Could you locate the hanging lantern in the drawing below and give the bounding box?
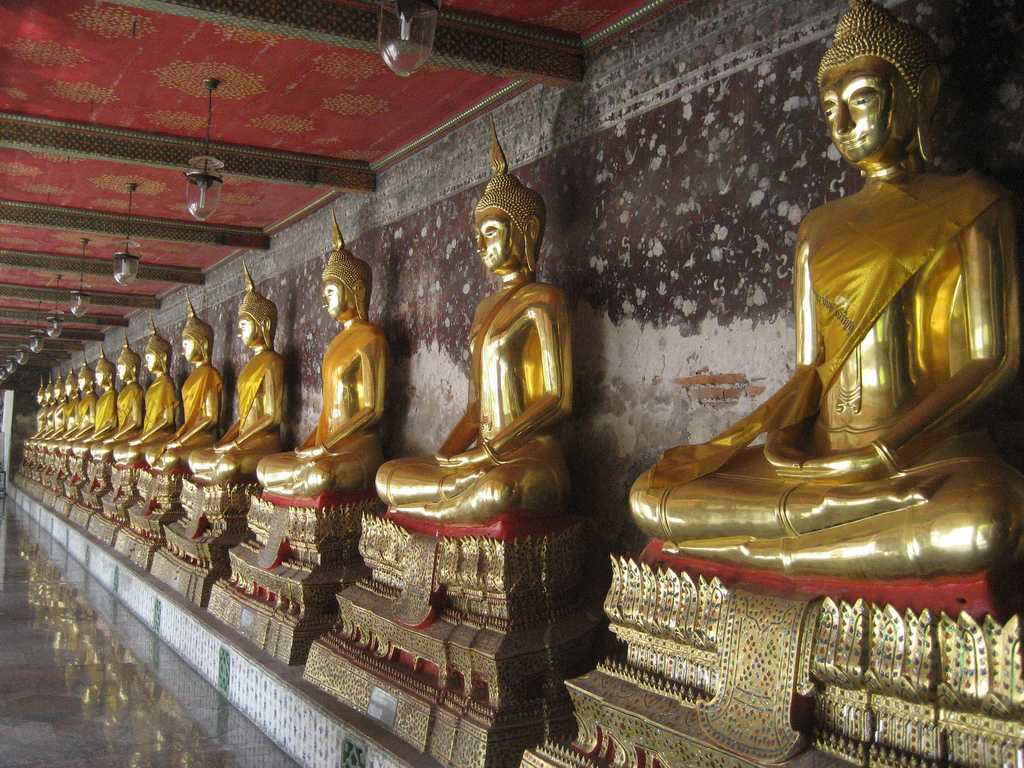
[15,348,27,365]
[70,238,91,316]
[5,359,16,375]
[113,182,141,285]
[184,78,224,221]
[46,313,64,338]
[378,0,440,77]
[28,332,43,353]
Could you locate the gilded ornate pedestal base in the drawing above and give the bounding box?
[208,490,381,665]
[113,469,185,570]
[151,478,258,607]
[305,511,597,768]
[524,555,1024,768]
[63,453,89,509]
[89,463,141,545]
[69,456,114,530]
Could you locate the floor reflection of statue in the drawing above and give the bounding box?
[526,5,1024,768]
[306,123,595,768]
[208,220,389,664]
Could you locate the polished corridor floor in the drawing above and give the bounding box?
[0,501,299,768]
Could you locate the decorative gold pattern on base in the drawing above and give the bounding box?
[207,491,381,665]
[114,470,186,570]
[528,557,1024,768]
[305,512,597,768]
[151,478,257,607]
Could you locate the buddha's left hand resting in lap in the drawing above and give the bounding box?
[145,298,222,473]
[630,0,1024,581]
[189,264,284,486]
[375,121,573,525]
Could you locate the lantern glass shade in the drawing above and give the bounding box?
[4,361,14,375]
[69,289,89,317]
[28,334,43,353]
[15,349,27,365]
[113,250,140,286]
[378,0,439,77]
[184,157,224,221]
[46,313,63,338]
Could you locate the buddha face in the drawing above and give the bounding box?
[819,57,916,173]
[181,334,207,364]
[238,315,261,349]
[95,366,111,390]
[475,209,523,276]
[77,371,91,392]
[144,350,165,374]
[64,379,74,398]
[322,281,354,321]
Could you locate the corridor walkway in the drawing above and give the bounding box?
[0,500,299,768]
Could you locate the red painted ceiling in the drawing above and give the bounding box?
[0,0,662,349]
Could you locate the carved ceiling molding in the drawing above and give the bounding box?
[0,248,205,286]
[0,307,128,327]
[104,0,584,83]
[0,334,85,351]
[0,283,158,309]
[0,323,105,341]
[0,112,375,192]
[0,199,270,249]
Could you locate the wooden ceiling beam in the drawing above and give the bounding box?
[0,307,128,327]
[105,0,584,84]
[0,248,205,286]
[0,283,158,310]
[0,323,104,341]
[0,199,270,250]
[0,334,85,351]
[0,113,375,193]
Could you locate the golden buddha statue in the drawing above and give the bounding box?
[257,214,387,498]
[629,0,1024,583]
[70,351,121,526]
[375,122,572,524]
[68,362,99,458]
[112,320,179,467]
[84,352,118,447]
[21,379,50,479]
[305,126,592,768]
[144,299,221,473]
[39,379,66,454]
[208,217,389,659]
[99,335,145,463]
[189,265,284,485]
[56,369,80,446]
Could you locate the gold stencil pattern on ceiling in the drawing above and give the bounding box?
[220,192,259,206]
[321,93,389,116]
[48,81,118,104]
[1,87,28,100]
[69,5,156,39]
[144,110,207,132]
[151,61,266,99]
[537,1,613,32]
[0,162,41,178]
[20,183,67,196]
[210,24,284,47]
[4,39,87,67]
[90,198,129,211]
[249,114,314,134]
[90,175,168,196]
[314,52,382,81]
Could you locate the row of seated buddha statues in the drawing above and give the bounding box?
[15,2,1024,765]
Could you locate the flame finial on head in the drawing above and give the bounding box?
[144,314,172,360]
[322,211,372,321]
[238,260,278,348]
[474,117,546,272]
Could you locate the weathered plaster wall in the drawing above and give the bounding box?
[62,0,1024,553]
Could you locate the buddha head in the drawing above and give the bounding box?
[77,361,95,395]
[94,350,115,391]
[322,211,372,323]
[474,119,546,278]
[64,369,76,399]
[143,317,172,375]
[181,294,214,364]
[117,334,141,384]
[238,262,277,351]
[818,0,940,176]
[53,379,65,404]
[36,378,45,406]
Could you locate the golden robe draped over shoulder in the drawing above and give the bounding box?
[236,352,277,428]
[142,377,179,434]
[650,173,1004,489]
[93,390,117,435]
